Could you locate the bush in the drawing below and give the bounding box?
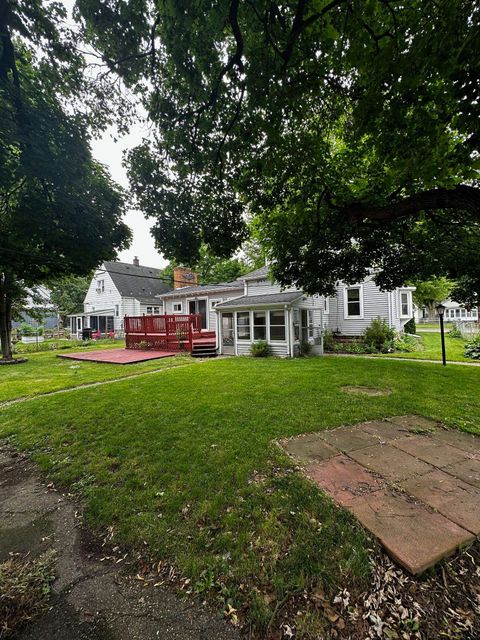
[333,339,366,354]
[19,322,35,336]
[363,318,395,353]
[250,340,270,357]
[299,341,313,357]
[464,334,480,360]
[394,333,419,353]
[322,329,335,352]
[448,323,463,339]
[404,317,416,334]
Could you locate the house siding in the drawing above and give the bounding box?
[164,289,243,331]
[84,267,123,332]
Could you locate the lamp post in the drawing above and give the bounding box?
[436,303,446,366]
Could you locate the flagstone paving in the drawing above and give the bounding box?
[280,415,480,575]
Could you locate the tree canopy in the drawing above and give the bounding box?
[413,278,453,317]
[74,0,480,300]
[0,5,131,359]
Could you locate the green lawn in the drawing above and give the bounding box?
[1,356,479,634]
[0,347,193,403]
[382,332,474,362]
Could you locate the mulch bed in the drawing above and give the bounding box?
[0,358,28,365]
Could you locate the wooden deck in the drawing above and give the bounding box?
[58,349,177,364]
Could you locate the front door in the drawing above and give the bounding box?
[188,299,207,330]
[221,313,234,354]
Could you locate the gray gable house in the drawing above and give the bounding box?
[161,266,414,357]
[69,258,171,338]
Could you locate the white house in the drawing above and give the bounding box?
[69,258,171,338]
[415,300,478,324]
[160,266,414,357]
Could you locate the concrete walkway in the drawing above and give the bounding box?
[0,446,238,640]
[281,415,480,574]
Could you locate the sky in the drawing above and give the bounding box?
[62,0,167,270]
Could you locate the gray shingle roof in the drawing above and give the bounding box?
[161,281,244,298]
[215,291,303,309]
[103,261,171,299]
[242,265,269,280]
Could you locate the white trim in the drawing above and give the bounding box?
[210,298,222,310]
[186,297,209,329]
[323,297,330,314]
[343,285,364,319]
[172,301,183,313]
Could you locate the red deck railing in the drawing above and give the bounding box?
[124,314,210,351]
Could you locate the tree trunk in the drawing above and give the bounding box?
[0,273,13,360]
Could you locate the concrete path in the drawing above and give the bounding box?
[0,447,238,640]
[281,415,480,574]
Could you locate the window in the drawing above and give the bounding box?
[210,299,221,310]
[308,310,314,338]
[461,308,466,317]
[253,311,266,340]
[324,297,329,314]
[455,309,460,318]
[97,279,104,293]
[344,287,363,318]
[115,305,119,317]
[400,291,410,318]
[236,312,250,340]
[173,302,183,313]
[153,306,160,314]
[269,310,286,341]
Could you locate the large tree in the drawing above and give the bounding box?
[413,278,453,320]
[0,15,130,359]
[74,0,480,297]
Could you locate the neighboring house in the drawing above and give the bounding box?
[12,286,58,330]
[69,257,171,338]
[161,266,414,357]
[415,300,479,323]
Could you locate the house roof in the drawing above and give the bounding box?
[215,291,303,309]
[242,265,269,280]
[161,281,244,298]
[102,261,171,300]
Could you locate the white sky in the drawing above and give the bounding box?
[62,0,167,269]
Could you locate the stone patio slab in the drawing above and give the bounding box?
[282,434,338,463]
[392,436,468,468]
[320,426,379,453]
[401,470,480,535]
[443,457,480,489]
[386,414,440,431]
[434,430,480,456]
[349,489,474,574]
[305,455,384,507]
[348,443,434,481]
[358,420,414,442]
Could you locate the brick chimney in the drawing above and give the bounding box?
[173,266,198,289]
[133,256,139,267]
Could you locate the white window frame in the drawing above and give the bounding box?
[97,279,105,293]
[324,297,330,314]
[146,306,153,315]
[115,304,119,317]
[343,286,364,319]
[236,310,251,341]
[172,301,183,313]
[399,290,412,319]
[210,298,222,310]
[253,310,267,341]
[269,309,287,342]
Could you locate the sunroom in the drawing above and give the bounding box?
[214,292,324,357]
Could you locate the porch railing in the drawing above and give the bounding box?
[124,314,203,351]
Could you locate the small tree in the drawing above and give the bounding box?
[413,278,453,321]
[49,276,91,327]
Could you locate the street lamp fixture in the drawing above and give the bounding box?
[436,303,447,366]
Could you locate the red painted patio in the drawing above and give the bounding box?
[58,349,176,364]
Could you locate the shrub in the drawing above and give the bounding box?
[404,317,416,334]
[464,334,480,360]
[363,318,395,353]
[394,333,419,352]
[448,323,463,339]
[299,341,312,357]
[250,340,270,357]
[333,339,366,354]
[322,329,335,352]
[19,322,35,336]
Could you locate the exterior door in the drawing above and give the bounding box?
[188,299,207,330]
[301,310,309,342]
[221,313,234,354]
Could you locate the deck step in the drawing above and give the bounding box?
[191,342,217,358]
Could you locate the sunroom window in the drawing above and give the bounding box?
[253,311,266,340]
[236,311,251,340]
[400,291,410,317]
[269,310,286,341]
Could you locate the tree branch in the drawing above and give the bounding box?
[343,185,480,223]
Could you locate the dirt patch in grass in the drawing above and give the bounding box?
[0,551,56,638]
[342,385,392,397]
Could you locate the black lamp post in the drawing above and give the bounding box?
[436,303,447,366]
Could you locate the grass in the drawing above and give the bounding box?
[0,356,479,634]
[0,347,194,403]
[381,332,474,362]
[0,550,56,638]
